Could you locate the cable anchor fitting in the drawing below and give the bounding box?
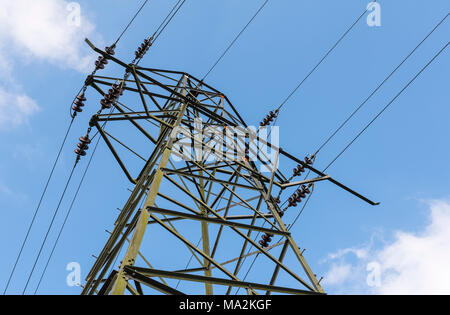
[259,232,275,248]
[105,44,116,56]
[287,183,313,208]
[100,83,125,110]
[134,36,153,59]
[260,109,279,127]
[75,134,91,158]
[72,93,87,115]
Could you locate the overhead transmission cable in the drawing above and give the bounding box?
[70,0,153,118]
[239,3,376,287]
[152,0,187,44]
[24,0,186,294]
[285,40,449,241]
[152,0,184,38]
[114,0,151,46]
[314,13,449,157]
[202,0,270,81]
[324,41,449,172]
[268,1,376,129]
[280,41,449,254]
[33,126,104,294]
[25,112,110,294]
[2,1,152,295]
[280,13,450,217]
[22,163,78,294]
[2,118,74,295]
[235,252,260,295]
[239,5,449,289]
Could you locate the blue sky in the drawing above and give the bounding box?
[0,0,449,295]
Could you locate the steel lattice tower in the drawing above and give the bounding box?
[80,40,377,296]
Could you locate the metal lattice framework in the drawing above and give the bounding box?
[80,41,378,295]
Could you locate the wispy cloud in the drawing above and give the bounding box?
[0,86,39,129]
[325,263,353,286]
[0,0,100,130]
[0,182,12,195]
[0,0,98,73]
[323,199,450,295]
[326,246,370,261]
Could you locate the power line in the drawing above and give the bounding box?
[314,13,449,156]
[4,1,153,295]
[255,12,448,285]
[235,253,260,295]
[24,105,115,294]
[279,13,449,227]
[285,40,449,236]
[2,117,74,295]
[5,0,152,293]
[24,0,186,293]
[175,238,202,290]
[265,2,376,131]
[276,1,376,114]
[70,0,152,118]
[324,41,449,172]
[153,0,184,38]
[153,0,187,44]
[25,0,185,294]
[202,0,270,81]
[236,2,375,288]
[114,0,152,46]
[33,134,103,294]
[22,162,79,294]
[286,186,315,232]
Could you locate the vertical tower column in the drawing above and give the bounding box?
[110,75,189,295]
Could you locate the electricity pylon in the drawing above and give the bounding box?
[80,40,378,295]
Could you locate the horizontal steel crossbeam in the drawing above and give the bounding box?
[124,266,323,295]
[148,206,289,236]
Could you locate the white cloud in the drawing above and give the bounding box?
[0,86,39,129]
[0,0,100,129]
[326,246,370,261]
[0,0,98,73]
[323,200,450,295]
[325,263,353,286]
[0,54,13,77]
[0,182,12,195]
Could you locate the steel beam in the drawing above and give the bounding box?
[125,267,323,296]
